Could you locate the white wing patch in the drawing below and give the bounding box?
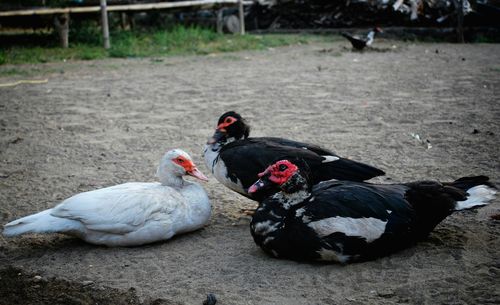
[253,220,280,236]
[321,155,340,163]
[308,216,387,243]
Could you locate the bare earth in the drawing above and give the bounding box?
[0,40,499,305]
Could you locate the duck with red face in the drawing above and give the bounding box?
[203,111,385,202]
[248,159,496,263]
[3,149,211,246]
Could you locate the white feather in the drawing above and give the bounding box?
[455,185,496,211]
[2,209,83,236]
[253,220,280,236]
[308,216,387,243]
[321,155,340,163]
[203,144,245,194]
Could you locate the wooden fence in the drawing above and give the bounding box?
[0,0,250,48]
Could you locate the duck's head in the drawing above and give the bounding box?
[207,111,250,145]
[248,159,311,196]
[158,149,208,184]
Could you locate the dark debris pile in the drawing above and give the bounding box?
[245,0,500,29]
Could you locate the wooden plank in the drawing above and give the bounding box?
[0,7,101,16]
[0,0,252,17]
[107,0,240,12]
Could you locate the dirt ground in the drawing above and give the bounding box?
[0,40,499,305]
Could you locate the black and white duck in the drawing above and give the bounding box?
[203,111,385,201]
[341,27,383,50]
[248,159,496,263]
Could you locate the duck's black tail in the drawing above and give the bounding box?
[404,176,496,238]
[316,157,385,183]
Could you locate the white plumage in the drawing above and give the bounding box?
[455,185,497,211]
[3,149,211,246]
[203,144,245,195]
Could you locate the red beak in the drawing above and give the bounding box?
[248,178,270,194]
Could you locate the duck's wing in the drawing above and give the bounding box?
[311,182,410,216]
[219,139,328,188]
[221,138,384,188]
[287,182,416,261]
[260,137,386,181]
[304,182,415,244]
[51,183,182,234]
[257,137,338,156]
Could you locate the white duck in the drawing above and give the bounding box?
[3,149,211,246]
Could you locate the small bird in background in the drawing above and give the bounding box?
[341,27,383,50]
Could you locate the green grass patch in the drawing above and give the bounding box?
[0,67,33,77]
[473,35,499,43]
[0,65,64,78]
[1,45,107,64]
[0,25,329,68]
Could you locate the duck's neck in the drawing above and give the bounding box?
[157,168,185,188]
[272,188,311,210]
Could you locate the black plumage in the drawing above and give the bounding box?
[204,111,385,201]
[249,160,496,263]
[341,27,382,50]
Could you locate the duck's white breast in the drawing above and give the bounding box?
[203,144,245,194]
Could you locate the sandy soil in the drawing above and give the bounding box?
[0,40,499,305]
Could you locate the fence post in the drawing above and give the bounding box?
[54,13,69,48]
[238,0,245,35]
[454,0,464,43]
[216,8,224,34]
[100,0,111,49]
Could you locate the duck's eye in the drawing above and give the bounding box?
[177,158,184,163]
[225,117,232,124]
[278,164,288,171]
